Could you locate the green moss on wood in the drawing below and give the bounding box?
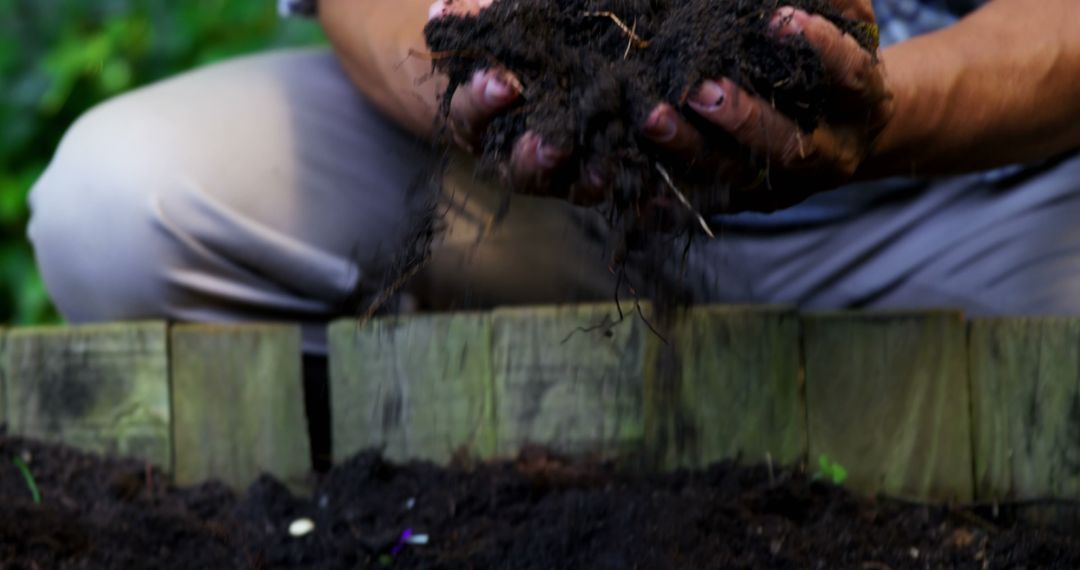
[491,304,646,458]
[2,322,171,469]
[645,306,805,471]
[970,318,1080,502]
[170,324,309,490]
[330,313,496,464]
[803,311,973,502]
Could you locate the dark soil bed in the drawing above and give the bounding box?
[2,434,1079,569]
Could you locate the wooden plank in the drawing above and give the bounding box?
[329,313,495,464]
[2,322,171,469]
[803,311,972,502]
[491,304,647,458]
[644,306,804,471]
[970,318,1080,502]
[0,328,5,427]
[170,324,309,489]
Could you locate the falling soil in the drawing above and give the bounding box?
[2,434,1080,569]
[424,0,876,218]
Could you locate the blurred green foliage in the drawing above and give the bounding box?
[0,0,324,324]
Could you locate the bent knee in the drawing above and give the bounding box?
[29,98,191,322]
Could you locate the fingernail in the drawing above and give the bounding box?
[428,1,446,20]
[643,108,678,142]
[483,74,515,106]
[769,7,805,37]
[689,80,725,112]
[536,143,563,169]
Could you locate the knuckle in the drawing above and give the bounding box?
[806,14,839,47]
[449,93,474,123]
[447,109,479,148]
[808,16,874,92]
[779,134,811,168]
[835,146,862,178]
[727,98,763,143]
[838,49,873,92]
[870,89,895,129]
[778,130,860,183]
[821,144,861,181]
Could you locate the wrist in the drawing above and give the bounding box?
[853,45,926,180]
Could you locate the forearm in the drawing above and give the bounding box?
[861,0,1080,178]
[319,0,443,139]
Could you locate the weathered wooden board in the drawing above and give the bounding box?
[970,318,1080,502]
[803,311,972,502]
[2,322,171,469]
[0,328,5,427]
[330,314,495,464]
[645,306,804,471]
[170,324,309,490]
[491,304,647,458]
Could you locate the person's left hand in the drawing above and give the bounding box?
[646,0,893,214]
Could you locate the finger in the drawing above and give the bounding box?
[640,103,704,163]
[771,8,885,103]
[428,0,494,19]
[508,131,570,195]
[448,69,519,150]
[687,78,805,170]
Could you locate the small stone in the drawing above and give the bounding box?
[405,497,416,510]
[949,528,975,549]
[289,518,315,537]
[407,533,430,545]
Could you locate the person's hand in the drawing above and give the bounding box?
[428,0,893,214]
[655,0,893,213]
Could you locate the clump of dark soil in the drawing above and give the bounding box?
[424,0,875,217]
[3,434,1080,569]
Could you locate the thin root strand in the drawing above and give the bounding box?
[655,163,716,239]
[583,11,650,49]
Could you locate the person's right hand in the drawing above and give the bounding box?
[656,1,892,214]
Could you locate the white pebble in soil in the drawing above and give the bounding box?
[407,534,430,545]
[289,518,316,537]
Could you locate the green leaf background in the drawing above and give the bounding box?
[0,1,324,324]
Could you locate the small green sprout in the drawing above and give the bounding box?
[816,454,848,486]
[13,456,42,504]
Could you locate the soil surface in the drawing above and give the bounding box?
[2,434,1079,569]
[424,0,876,213]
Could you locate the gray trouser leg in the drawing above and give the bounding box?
[689,155,1080,316]
[28,49,618,351]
